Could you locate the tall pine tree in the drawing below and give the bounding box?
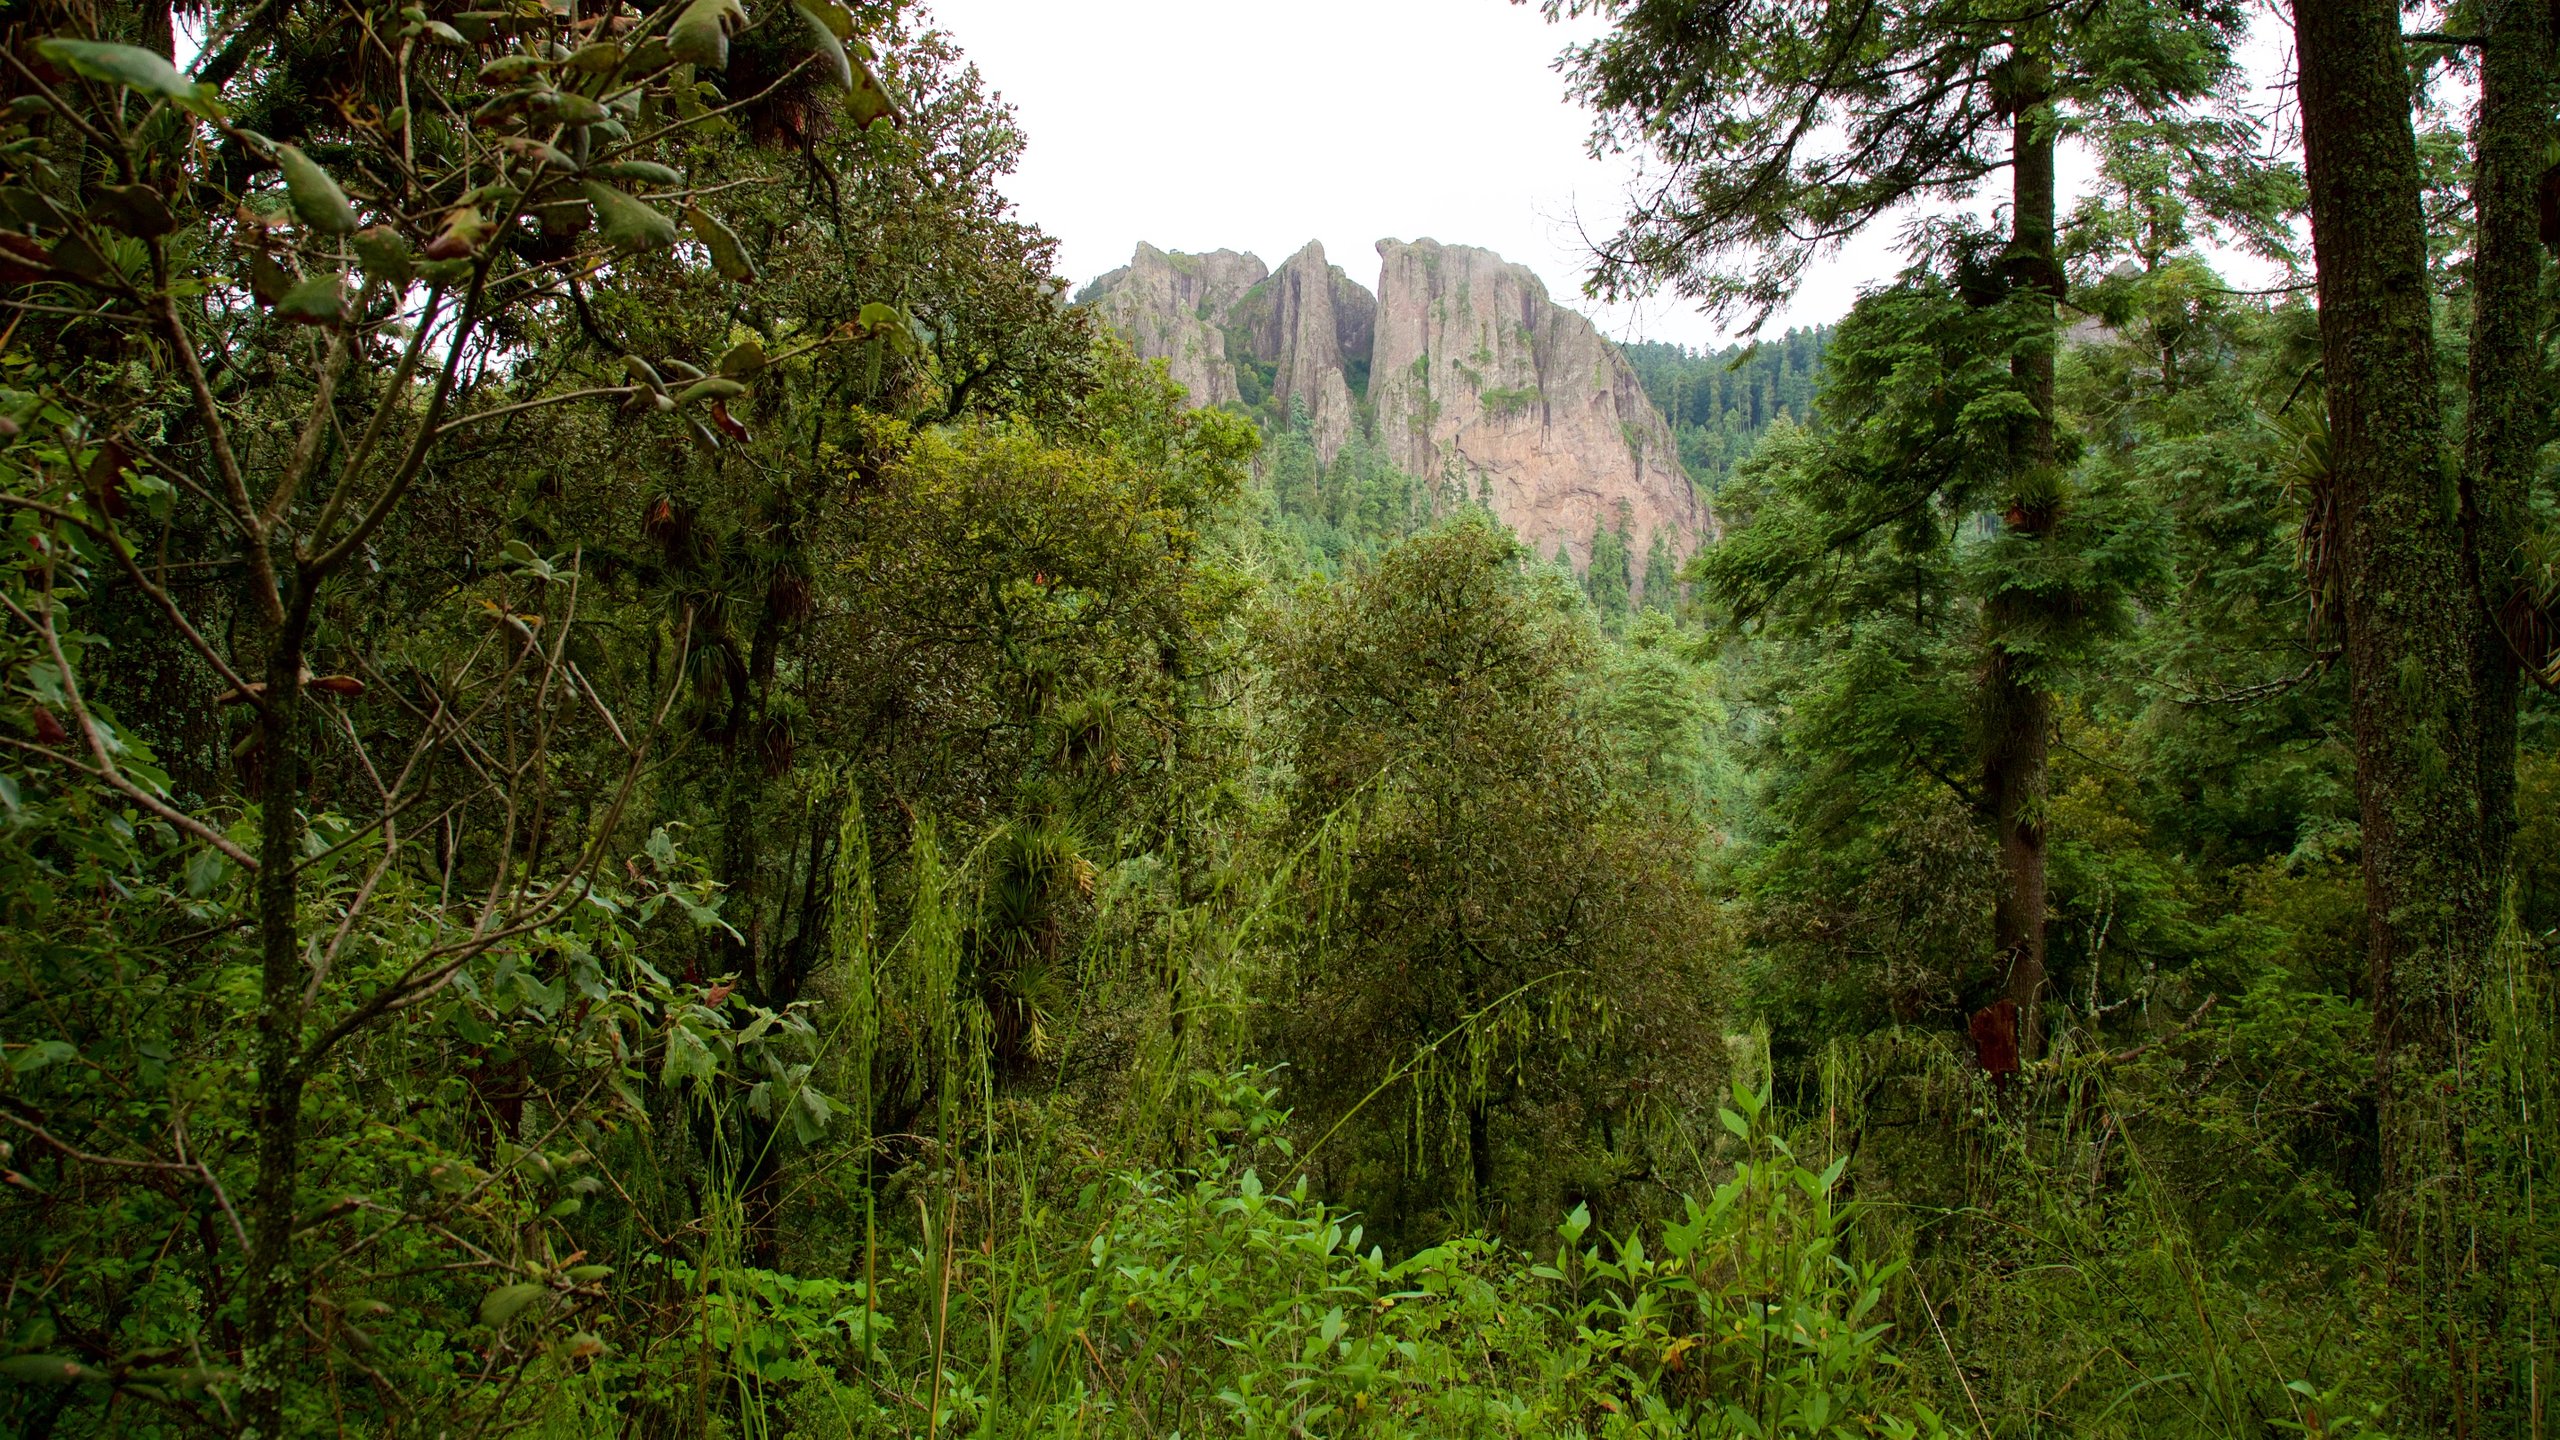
[2290,0,2492,1272]
[1555,0,2249,1052]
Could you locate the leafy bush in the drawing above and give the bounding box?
[642,1071,1950,1438]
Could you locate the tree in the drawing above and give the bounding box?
[0,0,916,1427]
[1264,514,1721,1244]
[1641,526,1683,612]
[2460,0,2553,901]
[1553,0,2250,1055]
[1587,506,1634,630]
[2289,0,2492,1264]
[1693,273,2163,1048]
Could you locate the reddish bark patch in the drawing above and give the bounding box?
[1969,999,2020,1081]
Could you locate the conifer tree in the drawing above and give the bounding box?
[1553,0,2248,1052]
[2289,0,2492,1267]
[1266,400,1322,523]
[1641,527,1682,612]
[1588,507,1634,630]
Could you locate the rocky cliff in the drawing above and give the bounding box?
[1367,239,1704,585]
[1082,238,1712,592]
[1230,241,1374,464]
[1084,243,1267,410]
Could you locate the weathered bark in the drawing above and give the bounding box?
[2464,0,2551,899]
[1985,55,2058,1057]
[2291,0,2490,1255]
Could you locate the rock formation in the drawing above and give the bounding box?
[1082,237,1713,593]
[1083,243,1267,410]
[1230,241,1374,464]
[1368,239,1703,586]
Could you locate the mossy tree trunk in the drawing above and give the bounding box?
[2463,0,2552,900]
[2291,0,2492,1264]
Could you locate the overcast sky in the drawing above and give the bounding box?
[919,0,1909,350]
[920,1,2300,352]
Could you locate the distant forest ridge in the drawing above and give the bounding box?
[1619,328,1832,493]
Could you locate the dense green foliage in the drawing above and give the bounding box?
[0,0,2556,1437]
[1622,331,1829,492]
[1254,407,1442,571]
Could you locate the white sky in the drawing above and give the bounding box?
[922,0,2300,353]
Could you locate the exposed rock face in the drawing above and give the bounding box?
[1368,239,1707,590]
[1233,241,1373,464]
[1084,243,1267,409]
[1082,237,1710,592]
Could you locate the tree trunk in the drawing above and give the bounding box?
[2464,0,2551,901]
[1985,53,2058,1058]
[240,630,311,1440]
[2291,0,2490,1260]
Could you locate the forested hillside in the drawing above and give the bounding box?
[1621,329,1829,492]
[0,1,2554,1438]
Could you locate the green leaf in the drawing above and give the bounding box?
[717,339,765,376]
[477,54,546,85]
[667,0,747,71]
[566,41,625,75]
[478,1282,546,1328]
[351,226,413,285]
[90,183,174,237]
[683,206,755,282]
[35,39,223,118]
[857,301,921,357]
[275,144,358,235]
[0,187,56,230]
[791,0,853,91]
[496,135,577,170]
[790,1082,832,1143]
[802,0,854,39]
[846,46,901,128]
[673,377,744,407]
[182,847,230,897]
[586,160,682,186]
[581,182,676,250]
[47,232,111,284]
[529,91,610,126]
[274,271,350,326]
[623,354,669,396]
[9,1039,75,1074]
[0,1354,91,1384]
[244,248,294,304]
[529,198,590,241]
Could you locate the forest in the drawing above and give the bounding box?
[0,0,2552,1436]
[1622,330,1829,493]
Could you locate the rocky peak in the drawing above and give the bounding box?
[1081,237,1712,593]
[1233,241,1375,463]
[1084,243,1268,409]
[1368,238,1706,592]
